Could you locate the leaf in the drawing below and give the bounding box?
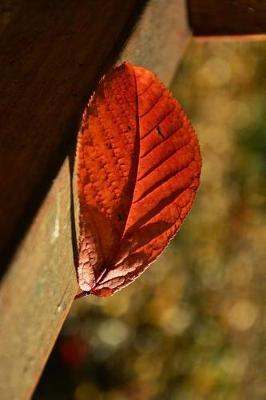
[76,62,201,297]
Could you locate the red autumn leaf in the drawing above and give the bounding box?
[76,62,201,297]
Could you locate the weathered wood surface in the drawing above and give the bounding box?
[0,0,147,274]
[0,1,191,399]
[188,0,266,36]
[120,0,189,85]
[0,160,78,400]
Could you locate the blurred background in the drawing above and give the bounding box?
[34,39,266,400]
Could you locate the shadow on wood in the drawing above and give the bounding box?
[0,0,148,279]
[188,0,266,36]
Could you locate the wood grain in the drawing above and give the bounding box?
[0,1,191,399]
[0,0,147,274]
[188,0,266,36]
[120,0,189,85]
[0,161,78,399]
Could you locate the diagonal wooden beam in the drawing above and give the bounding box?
[0,0,147,276]
[0,1,191,399]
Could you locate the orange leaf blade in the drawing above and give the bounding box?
[77,62,201,297]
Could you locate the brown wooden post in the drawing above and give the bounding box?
[0,1,191,398]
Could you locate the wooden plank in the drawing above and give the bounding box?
[0,1,191,399]
[0,160,78,400]
[0,0,147,275]
[188,0,266,36]
[120,0,189,85]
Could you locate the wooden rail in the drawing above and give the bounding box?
[0,1,190,398]
[0,0,146,275]
[188,0,266,36]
